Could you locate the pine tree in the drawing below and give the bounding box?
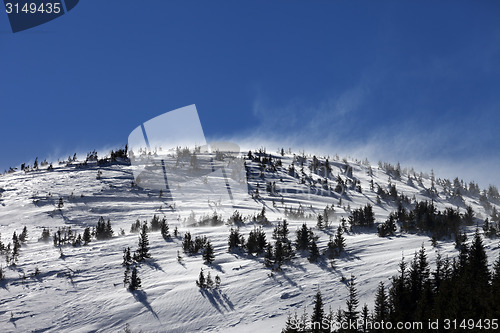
[264,243,274,268]
[361,304,370,333]
[466,228,490,318]
[274,240,285,269]
[129,266,141,291]
[295,223,311,251]
[316,214,324,230]
[160,218,170,240]
[215,274,221,288]
[228,228,244,252]
[105,219,113,238]
[40,228,51,242]
[374,282,389,322]
[83,227,91,245]
[206,272,214,288]
[196,269,206,288]
[182,231,194,253]
[122,247,132,266]
[135,224,151,261]
[19,226,28,243]
[491,252,500,317]
[311,289,324,333]
[344,274,359,332]
[203,241,215,264]
[11,232,20,264]
[282,312,299,333]
[150,214,161,231]
[309,239,320,262]
[333,225,345,254]
[326,236,335,261]
[123,265,130,287]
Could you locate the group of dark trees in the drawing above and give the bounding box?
[282,230,500,332]
[1,228,27,266]
[182,232,215,264]
[122,223,152,291]
[131,215,172,241]
[376,201,477,240]
[50,216,114,248]
[196,268,221,289]
[348,204,375,229]
[227,219,347,270]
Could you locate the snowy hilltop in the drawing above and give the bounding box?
[0,147,499,332]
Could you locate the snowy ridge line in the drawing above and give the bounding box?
[0,148,499,332]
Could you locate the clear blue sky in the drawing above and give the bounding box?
[1,1,499,187]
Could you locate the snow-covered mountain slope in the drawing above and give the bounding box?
[0,150,498,332]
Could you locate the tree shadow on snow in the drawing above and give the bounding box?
[142,259,164,272]
[132,290,159,320]
[205,262,225,273]
[199,288,234,313]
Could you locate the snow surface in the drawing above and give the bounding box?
[0,153,498,332]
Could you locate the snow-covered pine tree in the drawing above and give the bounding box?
[135,224,151,261]
[160,218,170,240]
[309,239,320,262]
[129,266,141,291]
[123,266,130,287]
[203,241,215,264]
[196,269,206,288]
[264,243,274,268]
[19,226,28,243]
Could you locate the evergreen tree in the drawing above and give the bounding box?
[215,274,221,288]
[374,282,389,323]
[295,223,311,251]
[327,235,337,259]
[82,227,91,245]
[129,266,141,291]
[160,218,170,240]
[344,275,359,331]
[316,214,324,230]
[122,247,132,266]
[311,289,324,333]
[150,214,161,231]
[206,272,214,288]
[135,224,151,261]
[282,219,290,239]
[228,228,244,252]
[491,252,500,317]
[40,228,51,242]
[333,225,346,254]
[361,304,370,333]
[389,255,410,323]
[123,265,130,287]
[274,239,285,268]
[466,228,490,318]
[281,312,300,333]
[196,269,206,288]
[182,231,194,253]
[309,239,320,262]
[105,219,113,238]
[11,232,20,263]
[264,243,274,268]
[203,241,215,264]
[19,226,28,243]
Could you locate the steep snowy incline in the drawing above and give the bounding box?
[0,152,498,332]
